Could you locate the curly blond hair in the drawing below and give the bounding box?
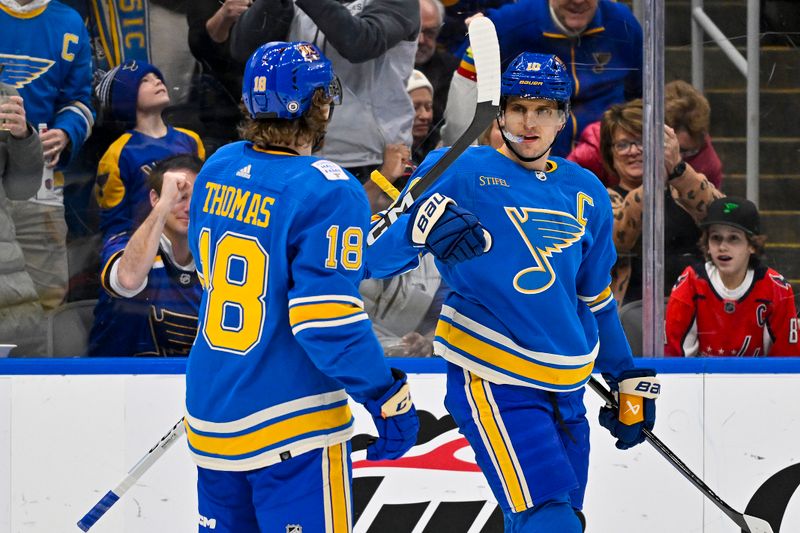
[238,90,333,150]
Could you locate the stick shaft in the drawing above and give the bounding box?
[76,418,185,531]
[587,376,756,531]
[366,18,500,245]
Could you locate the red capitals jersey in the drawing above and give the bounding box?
[665,263,799,357]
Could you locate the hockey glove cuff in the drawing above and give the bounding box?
[364,368,419,460]
[598,368,660,450]
[408,193,491,265]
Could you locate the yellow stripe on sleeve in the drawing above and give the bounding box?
[588,286,612,307]
[175,127,206,160]
[99,249,124,296]
[289,302,364,327]
[95,133,132,209]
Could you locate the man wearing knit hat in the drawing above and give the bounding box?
[93,60,205,244]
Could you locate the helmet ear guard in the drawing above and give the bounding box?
[242,41,342,120]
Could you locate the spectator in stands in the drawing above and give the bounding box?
[408,69,438,163]
[437,0,516,54]
[441,0,643,157]
[665,197,799,356]
[229,0,419,184]
[94,61,205,244]
[0,93,46,356]
[415,0,459,148]
[186,0,249,150]
[568,80,724,189]
[364,142,414,214]
[600,99,724,304]
[360,255,444,356]
[87,155,203,357]
[1,0,95,311]
[363,70,436,213]
[664,80,723,189]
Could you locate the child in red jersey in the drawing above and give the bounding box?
[665,196,799,356]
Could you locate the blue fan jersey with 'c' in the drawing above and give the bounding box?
[367,147,635,390]
[185,142,393,472]
[0,1,94,163]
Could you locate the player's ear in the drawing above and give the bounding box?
[150,189,159,208]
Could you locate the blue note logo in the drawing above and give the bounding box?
[505,207,585,294]
[0,54,55,89]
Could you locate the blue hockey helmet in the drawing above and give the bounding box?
[501,53,572,109]
[242,41,342,120]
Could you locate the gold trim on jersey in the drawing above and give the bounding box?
[95,133,132,209]
[288,295,369,335]
[323,442,352,533]
[579,286,614,313]
[175,127,206,160]
[464,370,532,512]
[186,402,353,457]
[289,302,365,328]
[0,3,47,18]
[434,305,597,391]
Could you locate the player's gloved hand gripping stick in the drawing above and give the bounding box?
[367,17,501,247]
[408,193,492,265]
[598,368,659,450]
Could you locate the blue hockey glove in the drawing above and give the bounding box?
[598,368,660,450]
[364,368,419,460]
[408,193,491,265]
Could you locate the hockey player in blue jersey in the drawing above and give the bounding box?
[183,41,484,532]
[366,53,660,532]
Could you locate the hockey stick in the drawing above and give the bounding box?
[588,376,774,533]
[77,417,186,531]
[74,19,496,532]
[367,17,500,245]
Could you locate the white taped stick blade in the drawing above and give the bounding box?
[743,515,774,533]
[467,17,501,106]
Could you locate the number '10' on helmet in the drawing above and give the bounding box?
[501,53,572,112]
[242,41,343,120]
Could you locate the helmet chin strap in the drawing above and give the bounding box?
[498,115,564,164]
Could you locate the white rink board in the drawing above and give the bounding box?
[1,370,798,533]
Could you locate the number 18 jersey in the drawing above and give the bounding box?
[185,141,392,472]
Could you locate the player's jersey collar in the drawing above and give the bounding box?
[0,0,49,18]
[251,143,300,156]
